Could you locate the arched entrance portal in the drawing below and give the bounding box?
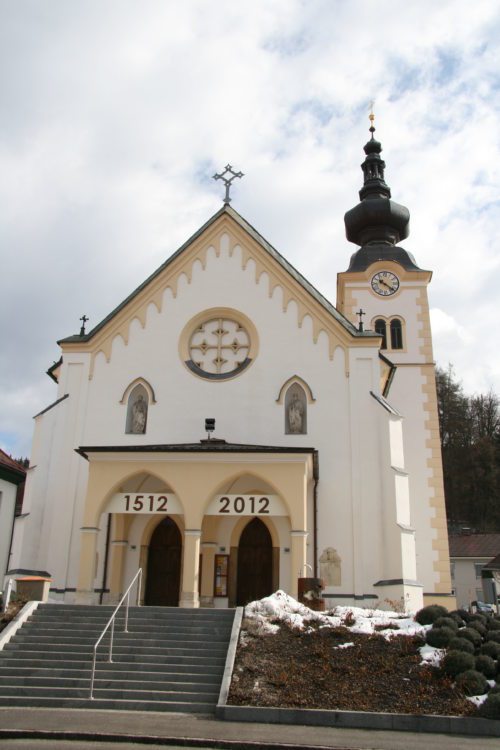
[145,517,182,606]
[236,518,273,606]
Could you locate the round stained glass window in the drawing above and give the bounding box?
[187,317,251,379]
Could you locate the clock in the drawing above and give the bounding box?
[371,271,400,296]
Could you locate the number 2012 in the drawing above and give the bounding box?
[124,494,168,512]
[218,496,270,514]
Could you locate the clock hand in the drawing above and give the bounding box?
[379,278,393,289]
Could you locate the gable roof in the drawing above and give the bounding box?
[58,205,377,345]
[449,533,500,558]
[0,449,27,483]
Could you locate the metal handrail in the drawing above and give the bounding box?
[89,568,142,699]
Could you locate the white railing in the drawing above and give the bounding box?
[89,568,142,700]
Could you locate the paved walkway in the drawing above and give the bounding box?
[0,708,498,750]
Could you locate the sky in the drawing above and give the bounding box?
[1,0,500,458]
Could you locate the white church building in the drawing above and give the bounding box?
[9,125,454,611]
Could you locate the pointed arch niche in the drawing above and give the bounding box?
[120,378,157,435]
[276,376,315,436]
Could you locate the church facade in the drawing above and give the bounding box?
[9,127,454,611]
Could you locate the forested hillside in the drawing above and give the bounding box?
[436,366,500,532]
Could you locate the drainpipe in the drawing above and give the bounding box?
[313,476,319,578]
[99,514,111,605]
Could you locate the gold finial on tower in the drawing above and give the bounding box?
[369,100,375,126]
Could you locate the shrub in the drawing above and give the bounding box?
[479,693,500,719]
[487,619,500,632]
[469,620,488,637]
[433,616,459,632]
[475,654,497,678]
[489,684,500,695]
[455,669,489,696]
[426,626,456,648]
[442,650,475,677]
[480,641,500,659]
[486,631,500,644]
[459,627,482,647]
[449,637,475,655]
[454,608,471,623]
[415,605,448,625]
[469,613,488,626]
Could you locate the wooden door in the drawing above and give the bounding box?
[236,518,273,606]
[145,517,181,606]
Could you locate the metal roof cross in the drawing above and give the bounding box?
[79,315,89,336]
[212,164,244,205]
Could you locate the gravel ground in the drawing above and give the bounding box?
[228,619,476,716]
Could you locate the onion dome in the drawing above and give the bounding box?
[344,120,410,247]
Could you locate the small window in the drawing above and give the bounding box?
[450,562,455,580]
[474,563,484,579]
[390,319,403,349]
[374,319,387,349]
[126,384,149,434]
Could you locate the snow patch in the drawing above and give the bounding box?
[244,591,428,639]
[467,694,488,707]
[419,644,445,667]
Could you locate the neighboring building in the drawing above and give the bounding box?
[0,450,26,584]
[9,124,454,611]
[449,532,500,608]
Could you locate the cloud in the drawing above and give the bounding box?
[1,0,500,456]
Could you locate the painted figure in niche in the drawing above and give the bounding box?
[319,547,341,586]
[288,392,304,433]
[131,394,147,434]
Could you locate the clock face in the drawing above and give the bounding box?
[371,271,400,296]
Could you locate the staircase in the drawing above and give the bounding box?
[0,603,236,712]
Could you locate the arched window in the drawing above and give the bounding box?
[126,384,149,434]
[390,319,403,350]
[374,319,387,350]
[285,383,307,435]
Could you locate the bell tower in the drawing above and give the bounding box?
[337,118,454,608]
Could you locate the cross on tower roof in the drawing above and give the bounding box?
[212,164,244,205]
[79,315,89,336]
[356,308,365,332]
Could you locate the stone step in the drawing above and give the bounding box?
[4,641,228,656]
[0,603,236,714]
[0,695,216,712]
[0,649,226,666]
[0,674,219,700]
[0,664,221,686]
[22,622,232,635]
[35,605,234,619]
[0,685,218,702]
[15,630,231,644]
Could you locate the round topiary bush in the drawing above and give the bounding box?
[456,669,489,696]
[479,693,500,719]
[415,604,448,625]
[469,613,488,625]
[480,641,500,659]
[486,631,500,644]
[426,626,456,648]
[454,608,470,623]
[469,620,488,637]
[487,619,500,632]
[459,627,483,647]
[433,616,459,632]
[442,649,475,677]
[475,654,497,678]
[447,611,466,627]
[489,683,500,695]
[449,637,475,654]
